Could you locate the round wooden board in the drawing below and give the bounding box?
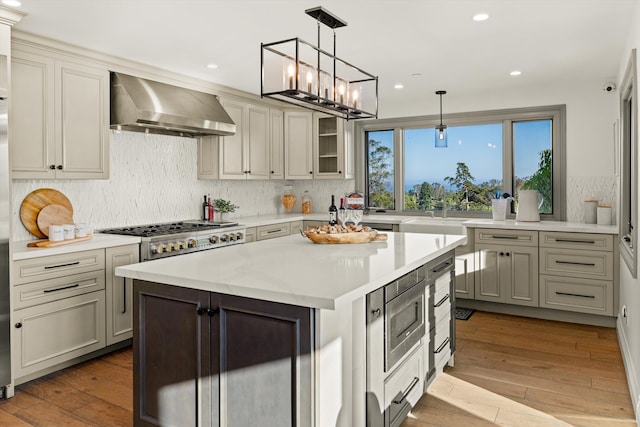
[20,188,73,239]
[36,204,74,237]
[303,231,386,244]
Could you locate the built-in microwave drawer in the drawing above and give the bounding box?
[540,247,613,280]
[539,231,614,251]
[256,222,291,240]
[540,274,613,316]
[14,249,105,285]
[14,270,106,309]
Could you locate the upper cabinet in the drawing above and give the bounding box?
[284,111,353,180]
[11,49,110,179]
[198,98,283,180]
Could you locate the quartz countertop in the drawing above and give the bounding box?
[463,219,618,234]
[236,213,415,227]
[13,234,142,261]
[117,232,466,310]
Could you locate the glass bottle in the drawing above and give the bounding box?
[281,185,296,212]
[302,191,312,215]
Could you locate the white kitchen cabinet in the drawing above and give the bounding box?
[244,227,257,243]
[313,113,353,179]
[256,222,291,241]
[284,110,313,179]
[269,109,284,179]
[11,49,109,179]
[474,229,539,307]
[105,244,139,346]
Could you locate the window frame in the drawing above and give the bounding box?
[355,105,566,220]
[619,49,637,278]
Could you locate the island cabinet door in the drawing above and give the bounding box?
[133,280,213,427]
[213,293,314,427]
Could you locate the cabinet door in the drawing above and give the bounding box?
[284,111,313,179]
[270,109,284,179]
[313,113,345,179]
[454,252,475,299]
[246,104,270,179]
[11,51,56,179]
[105,245,139,346]
[13,291,106,380]
[219,100,246,179]
[475,244,503,302]
[133,280,212,427]
[505,245,539,307]
[55,59,109,179]
[214,293,313,427]
[197,135,220,179]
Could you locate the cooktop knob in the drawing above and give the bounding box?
[220,234,228,242]
[228,234,236,242]
[165,243,172,253]
[179,241,187,250]
[188,239,197,248]
[209,235,219,244]
[156,244,165,254]
[235,232,243,240]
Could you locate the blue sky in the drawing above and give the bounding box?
[368,121,551,191]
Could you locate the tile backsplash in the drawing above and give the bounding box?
[11,132,619,241]
[11,131,355,241]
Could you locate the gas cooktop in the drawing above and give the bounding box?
[100,220,239,237]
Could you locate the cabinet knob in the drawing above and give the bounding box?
[499,252,504,256]
[338,171,342,174]
[207,308,218,317]
[196,307,206,315]
[309,171,313,174]
[247,170,251,174]
[271,171,274,174]
[49,165,56,170]
[56,165,63,170]
[506,252,510,256]
[15,322,22,328]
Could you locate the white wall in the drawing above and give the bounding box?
[11,131,355,241]
[617,1,640,420]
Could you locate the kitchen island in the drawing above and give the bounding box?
[116,231,467,427]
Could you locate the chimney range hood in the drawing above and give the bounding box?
[110,72,236,137]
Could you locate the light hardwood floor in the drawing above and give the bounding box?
[0,311,635,426]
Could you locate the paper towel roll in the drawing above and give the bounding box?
[597,205,612,225]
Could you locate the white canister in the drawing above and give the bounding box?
[583,200,598,224]
[63,224,75,240]
[597,205,612,225]
[74,223,88,238]
[48,225,64,242]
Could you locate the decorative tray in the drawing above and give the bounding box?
[303,230,387,244]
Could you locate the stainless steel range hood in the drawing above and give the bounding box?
[110,72,236,137]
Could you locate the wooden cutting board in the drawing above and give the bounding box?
[27,235,92,248]
[36,204,74,237]
[20,188,73,239]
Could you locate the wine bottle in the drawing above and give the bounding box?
[208,196,214,221]
[338,197,345,225]
[203,195,209,221]
[329,195,338,225]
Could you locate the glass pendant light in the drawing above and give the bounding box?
[435,90,448,147]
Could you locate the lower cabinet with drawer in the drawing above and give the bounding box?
[12,244,139,383]
[539,231,616,316]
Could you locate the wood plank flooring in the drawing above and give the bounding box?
[0,311,635,426]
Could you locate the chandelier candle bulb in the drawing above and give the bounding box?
[307,71,313,93]
[288,64,295,90]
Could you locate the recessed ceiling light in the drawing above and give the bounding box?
[473,13,489,21]
[510,70,522,76]
[394,84,404,90]
[206,63,219,69]
[2,0,21,6]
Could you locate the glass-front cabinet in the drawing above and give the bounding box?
[313,113,353,179]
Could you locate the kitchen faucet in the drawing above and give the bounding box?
[437,184,447,218]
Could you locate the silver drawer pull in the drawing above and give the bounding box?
[266,229,284,234]
[44,261,80,270]
[490,235,519,240]
[555,238,596,244]
[434,294,450,308]
[555,291,595,299]
[435,337,451,354]
[431,262,452,273]
[555,260,596,267]
[392,377,420,404]
[43,283,80,293]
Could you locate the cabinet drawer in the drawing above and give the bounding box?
[14,249,105,284]
[433,274,451,325]
[540,247,613,280]
[434,313,452,370]
[540,275,613,316]
[540,231,614,251]
[256,222,290,240]
[475,228,538,247]
[384,345,423,425]
[14,270,105,309]
[13,290,106,379]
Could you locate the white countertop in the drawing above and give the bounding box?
[462,219,618,234]
[13,234,142,261]
[236,213,414,227]
[116,232,467,310]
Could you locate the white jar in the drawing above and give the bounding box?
[48,225,64,242]
[63,224,75,240]
[74,223,88,238]
[597,205,612,225]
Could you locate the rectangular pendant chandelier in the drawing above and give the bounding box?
[261,6,378,120]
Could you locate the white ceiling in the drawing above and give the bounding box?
[11,0,638,117]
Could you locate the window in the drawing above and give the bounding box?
[356,105,565,220]
[620,49,637,277]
